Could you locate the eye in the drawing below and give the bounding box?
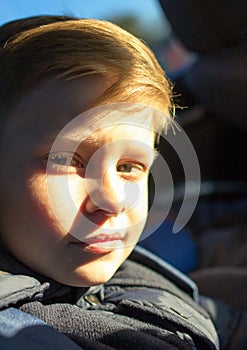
[117,163,137,173]
[117,160,146,179]
[44,152,85,173]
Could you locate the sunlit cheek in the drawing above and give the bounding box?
[28,173,48,205]
[125,178,149,225]
[44,174,85,231]
[27,173,62,231]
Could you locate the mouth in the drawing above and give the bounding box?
[70,233,126,254]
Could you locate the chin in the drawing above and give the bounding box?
[57,263,120,287]
[62,273,114,288]
[51,246,134,287]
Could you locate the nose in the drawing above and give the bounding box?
[84,166,126,215]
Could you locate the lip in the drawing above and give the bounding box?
[70,233,126,254]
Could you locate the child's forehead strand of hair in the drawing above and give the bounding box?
[0,17,173,130]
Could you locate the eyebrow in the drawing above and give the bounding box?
[43,129,159,164]
[44,127,100,144]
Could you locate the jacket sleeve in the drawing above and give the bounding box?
[0,307,83,350]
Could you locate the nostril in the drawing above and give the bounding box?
[103,211,119,217]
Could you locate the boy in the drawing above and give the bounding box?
[0,16,245,350]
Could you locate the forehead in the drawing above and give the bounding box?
[3,75,109,135]
[2,75,164,151]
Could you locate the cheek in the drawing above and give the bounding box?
[1,172,53,244]
[37,173,87,232]
[28,173,54,216]
[130,178,148,213]
[126,178,149,232]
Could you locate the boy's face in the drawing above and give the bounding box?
[0,75,156,286]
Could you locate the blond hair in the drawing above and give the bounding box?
[0,16,173,123]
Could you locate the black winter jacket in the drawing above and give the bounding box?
[0,245,246,349]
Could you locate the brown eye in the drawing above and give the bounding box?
[116,161,145,178]
[51,155,70,166]
[44,152,85,173]
[117,163,133,173]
